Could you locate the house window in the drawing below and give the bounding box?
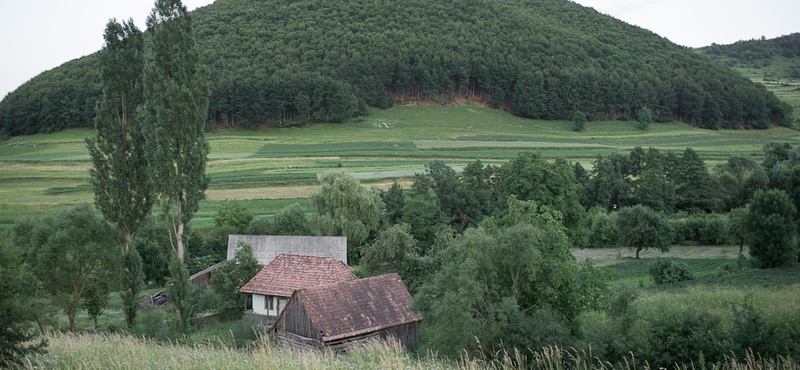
[266,296,274,312]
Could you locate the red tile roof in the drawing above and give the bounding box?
[239,254,358,297]
[295,273,422,342]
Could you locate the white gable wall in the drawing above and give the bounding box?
[252,294,289,317]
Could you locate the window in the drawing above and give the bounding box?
[266,296,274,312]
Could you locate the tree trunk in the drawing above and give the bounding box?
[636,246,641,259]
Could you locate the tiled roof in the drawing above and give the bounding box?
[296,273,422,342]
[239,254,357,297]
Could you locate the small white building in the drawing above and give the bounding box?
[239,254,358,324]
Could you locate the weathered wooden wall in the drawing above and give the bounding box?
[378,321,420,349]
[278,298,319,340]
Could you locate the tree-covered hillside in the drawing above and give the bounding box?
[0,0,793,137]
[698,33,800,70]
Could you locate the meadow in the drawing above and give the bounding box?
[1,103,798,229]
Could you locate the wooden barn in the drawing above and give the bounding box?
[273,273,422,351]
[239,254,358,325]
[227,235,347,265]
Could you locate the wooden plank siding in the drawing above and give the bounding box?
[276,295,320,341]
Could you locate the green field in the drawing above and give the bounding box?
[1,103,799,228]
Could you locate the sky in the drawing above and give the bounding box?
[0,0,798,100]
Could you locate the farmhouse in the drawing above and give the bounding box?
[190,235,348,286]
[239,254,358,325]
[273,273,422,352]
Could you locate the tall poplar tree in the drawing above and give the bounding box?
[141,0,210,261]
[86,19,151,329]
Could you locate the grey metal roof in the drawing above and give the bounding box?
[227,235,347,265]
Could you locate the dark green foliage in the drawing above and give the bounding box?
[615,205,673,259]
[210,241,260,317]
[730,293,784,359]
[649,258,694,284]
[401,194,444,251]
[588,210,618,248]
[637,307,726,368]
[245,217,273,235]
[167,253,193,333]
[142,0,210,260]
[13,204,117,332]
[415,197,610,358]
[121,248,144,328]
[502,152,588,247]
[2,0,790,134]
[133,218,171,285]
[382,180,405,225]
[671,148,716,213]
[636,106,652,130]
[671,213,728,245]
[310,171,383,262]
[213,200,254,234]
[87,19,153,330]
[360,223,417,276]
[573,111,587,131]
[0,233,47,366]
[272,203,313,236]
[744,189,798,268]
[82,274,110,329]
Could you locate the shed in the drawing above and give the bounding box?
[227,235,347,265]
[274,273,422,351]
[239,254,358,325]
[189,260,226,286]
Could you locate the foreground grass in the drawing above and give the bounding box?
[23,331,800,370]
[24,331,461,370]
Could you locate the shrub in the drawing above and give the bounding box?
[589,212,618,248]
[649,258,694,284]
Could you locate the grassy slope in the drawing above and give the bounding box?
[1,103,799,228]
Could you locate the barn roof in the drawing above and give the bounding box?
[294,273,422,342]
[239,254,357,297]
[227,235,347,265]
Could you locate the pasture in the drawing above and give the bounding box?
[1,103,799,228]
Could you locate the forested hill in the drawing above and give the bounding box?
[0,0,793,137]
[697,33,800,70]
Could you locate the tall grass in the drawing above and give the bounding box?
[23,332,800,370]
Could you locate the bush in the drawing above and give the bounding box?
[130,309,178,342]
[589,212,618,248]
[649,258,694,284]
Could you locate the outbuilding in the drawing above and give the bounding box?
[273,273,422,352]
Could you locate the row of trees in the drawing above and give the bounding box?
[0,0,793,137]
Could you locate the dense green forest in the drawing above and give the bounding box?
[0,0,794,138]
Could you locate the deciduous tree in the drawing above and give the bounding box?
[744,189,798,268]
[141,0,210,261]
[87,18,152,330]
[309,171,383,262]
[615,205,673,259]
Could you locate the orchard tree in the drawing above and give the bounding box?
[744,189,798,268]
[309,171,383,262]
[141,0,210,261]
[615,205,673,259]
[86,18,152,330]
